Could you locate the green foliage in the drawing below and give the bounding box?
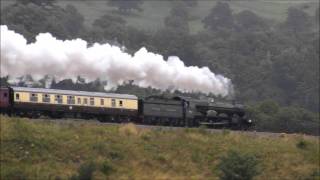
[164,2,190,33]
[108,151,123,161]
[0,76,10,87]
[108,0,143,14]
[72,161,96,180]
[203,2,234,31]
[217,150,260,180]
[51,77,107,92]
[296,138,308,150]
[1,2,85,42]
[100,160,114,176]
[248,100,319,135]
[283,7,312,33]
[235,10,268,31]
[258,100,279,114]
[16,0,55,6]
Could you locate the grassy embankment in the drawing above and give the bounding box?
[0,116,319,179]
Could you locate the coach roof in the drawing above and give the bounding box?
[11,87,138,100]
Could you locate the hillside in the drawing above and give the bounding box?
[58,0,319,33]
[1,116,319,179]
[2,0,319,33]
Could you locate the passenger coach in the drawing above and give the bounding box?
[7,87,138,120]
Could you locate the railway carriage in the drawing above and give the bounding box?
[8,87,138,120]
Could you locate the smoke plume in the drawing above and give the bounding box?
[1,25,232,96]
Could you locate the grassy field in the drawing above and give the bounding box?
[0,116,319,179]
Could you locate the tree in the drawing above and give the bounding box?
[235,10,267,31]
[92,13,127,43]
[108,0,143,14]
[169,0,198,7]
[284,7,311,34]
[183,0,198,7]
[63,5,85,38]
[16,0,55,6]
[0,76,10,87]
[151,28,196,66]
[1,3,85,41]
[202,2,234,31]
[164,2,190,33]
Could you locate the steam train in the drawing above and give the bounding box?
[0,86,253,129]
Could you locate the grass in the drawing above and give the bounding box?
[0,115,319,179]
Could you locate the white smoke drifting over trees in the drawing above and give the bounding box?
[1,25,232,96]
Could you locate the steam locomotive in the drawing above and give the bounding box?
[0,86,253,129]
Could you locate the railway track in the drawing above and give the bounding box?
[13,117,319,139]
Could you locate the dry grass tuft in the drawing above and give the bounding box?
[118,123,139,136]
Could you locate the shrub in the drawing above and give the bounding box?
[217,150,260,180]
[100,160,114,176]
[108,151,123,161]
[296,138,308,149]
[71,161,96,180]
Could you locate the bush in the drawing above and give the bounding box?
[296,139,308,149]
[100,160,114,176]
[108,151,123,161]
[71,161,96,180]
[217,150,260,180]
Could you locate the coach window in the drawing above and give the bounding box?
[15,93,20,100]
[83,98,88,105]
[119,100,123,107]
[77,97,81,104]
[3,93,7,98]
[67,96,75,104]
[30,93,38,102]
[100,99,104,106]
[55,95,62,104]
[42,94,50,103]
[111,99,116,107]
[90,97,94,106]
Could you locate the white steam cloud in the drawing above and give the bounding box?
[1,25,232,96]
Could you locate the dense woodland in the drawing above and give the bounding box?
[1,0,319,135]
